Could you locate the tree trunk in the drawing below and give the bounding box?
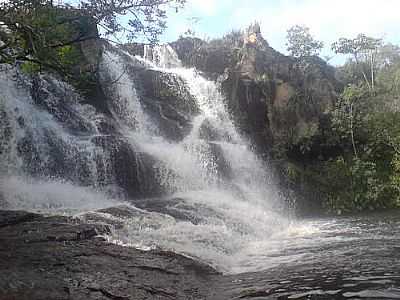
[370,51,375,91]
[350,103,358,158]
[354,54,371,91]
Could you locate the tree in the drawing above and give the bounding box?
[79,0,185,43]
[0,0,185,73]
[378,43,400,68]
[333,84,369,158]
[0,1,96,73]
[376,44,400,96]
[286,25,323,58]
[332,34,382,91]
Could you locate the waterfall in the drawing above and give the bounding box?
[96,45,289,272]
[0,43,289,273]
[0,70,120,213]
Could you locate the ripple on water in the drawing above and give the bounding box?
[343,289,400,298]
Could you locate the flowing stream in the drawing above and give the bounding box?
[1,44,400,298]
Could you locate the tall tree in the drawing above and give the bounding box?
[332,34,382,91]
[286,25,323,58]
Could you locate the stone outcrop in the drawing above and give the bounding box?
[135,69,200,141]
[171,24,340,157]
[0,210,220,300]
[91,135,165,198]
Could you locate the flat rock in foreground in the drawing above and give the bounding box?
[0,210,221,300]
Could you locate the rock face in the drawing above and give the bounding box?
[134,68,200,141]
[171,24,340,156]
[101,45,201,142]
[0,210,220,300]
[91,135,165,198]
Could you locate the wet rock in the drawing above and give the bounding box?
[170,37,235,80]
[207,142,233,180]
[30,74,99,134]
[92,135,164,199]
[135,69,200,141]
[0,210,40,228]
[122,43,145,57]
[0,210,220,300]
[198,119,223,141]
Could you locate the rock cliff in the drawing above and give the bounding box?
[170,24,340,159]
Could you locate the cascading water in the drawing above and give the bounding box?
[95,45,292,273]
[0,43,295,274]
[0,71,121,214]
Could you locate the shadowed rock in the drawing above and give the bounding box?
[135,69,200,141]
[0,210,221,300]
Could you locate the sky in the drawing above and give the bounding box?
[161,0,400,65]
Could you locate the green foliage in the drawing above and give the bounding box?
[332,34,382,57]
[80,0,186,43]
[0,1,105,96]
[321,152,400,214]
[286,25,323,58]
[1,0,186,75]
[1,2,88,74]
[1,0,186,47]
[332,85,369,136]
[315,82,400,212]
[332,34,382,90]
[335,61,366,86]
[56,45,82,69]
[282,54,400,214]
[20,61,41,74]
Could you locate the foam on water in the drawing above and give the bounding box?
[0,69,118,213]
[94,45,291,273]
[1,176,120,215]
[1,44,292,274]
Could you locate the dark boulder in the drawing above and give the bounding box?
[0,210,220,300]
[134,69,200,141]
[92,135,164,199]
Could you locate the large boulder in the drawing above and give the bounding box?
[0,210,219,300]
[134,69,200,141]
[92,135,165,199]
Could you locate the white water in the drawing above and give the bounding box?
[96,45,291,273]
[1,176,121,215]
[0,44,293,274]
[0,70,119,214]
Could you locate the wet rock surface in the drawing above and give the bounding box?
[2,210,400,300]
[0,210,221,300]
[135,68,200,141]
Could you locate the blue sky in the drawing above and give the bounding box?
[161,0,400,65]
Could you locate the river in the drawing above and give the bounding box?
[217,211,400,299]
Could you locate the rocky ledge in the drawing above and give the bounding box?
[0,210,221,300]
